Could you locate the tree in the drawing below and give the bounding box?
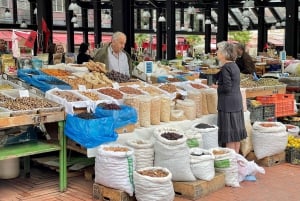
[228,31,251,45]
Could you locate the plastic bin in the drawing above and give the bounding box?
[0,158,20,179]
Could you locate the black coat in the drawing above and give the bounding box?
[217,62,243,112]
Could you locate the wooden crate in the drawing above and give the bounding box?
[246,151,286,167]
[173,172,225,201]
[245,85,286,98]
[93,183,136,201]
[67,138,87,155]
[115,124,135,134]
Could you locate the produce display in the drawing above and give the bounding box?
[103,146,130,152]
[161,132,183,140]
[159,83,178,93]
[240,74,284,88]
[119,86,144,95]
[51,90,84,102]
[106,70,131,83]
[82,71,113,85]
[97,88,123,100]
[0,96,60,112]
[79,91,101,101]
[137,169,169,177]
[85,61,107,73]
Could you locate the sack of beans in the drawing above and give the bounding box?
[190,148,215,181]
[95,144,135,196]
[127,139,154,170]
[192,123,219,149]
[134,167,174,201]
[153,127,196,181]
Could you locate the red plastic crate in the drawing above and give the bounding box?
[256,94,295,117]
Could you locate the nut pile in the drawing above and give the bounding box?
[137,169,169,177]
[98,103,121,110]
[106,70,131,83]
[0,97,59,111]
[103,146,129,152]
[119,86,143,95]
[79,91,100,101]
[139,86,164,95]
[97,88,123,99]
[77,112,98,119]
[52,91,84,102]
[159,83,177,93]
[161,132,183,140]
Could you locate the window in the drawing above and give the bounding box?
[52,0,64,12]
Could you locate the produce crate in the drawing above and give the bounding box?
[93,183,136,201]
[247,104,264,123]
[263,104,275,120]
[256,94,295,117]
[246,151,286,167]
[173,172,225,200]
[286,147,300,165]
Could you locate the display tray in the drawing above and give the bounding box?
[0,79,25,90]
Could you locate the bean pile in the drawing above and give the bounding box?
[0,97,59,111]
[79,91,100,101]
[119,86,143,95]
[106,70,131,83]
[138,169,169,177]
[77,112,98,119]
[195,123,214,129]
[159,83,177,93]
[161,132,183,140]
[98,103,121,110]
[97,88,123,99]
[103,146,129,152]
[52,91,84,102]
[190,83,206,89]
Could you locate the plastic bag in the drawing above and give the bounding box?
[94,105,137,129]
[64,113,118,148]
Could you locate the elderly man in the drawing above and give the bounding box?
[93,31,133,76]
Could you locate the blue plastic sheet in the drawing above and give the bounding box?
[30,75,72,92]
[94,105,137,129]
[17,69,46,83]
[64,114,118,148]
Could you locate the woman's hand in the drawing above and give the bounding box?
[210,84,218,89]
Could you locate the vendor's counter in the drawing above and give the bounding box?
[86,114,218,158]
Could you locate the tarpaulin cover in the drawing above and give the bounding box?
[64,114,118,148]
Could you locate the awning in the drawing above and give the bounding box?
[0,30,112,45]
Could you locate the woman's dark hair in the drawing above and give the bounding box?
[78,43,89,53]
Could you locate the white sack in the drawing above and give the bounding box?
[94,144,135,196]
[252,121,288,159]
[154,127,196,181]
[211,147,240,187]
[190,148,215,181]
[127,139,154,170]
[134,167,174,201]
[192,123,218,149]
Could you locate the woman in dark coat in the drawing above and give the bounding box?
[212,41,247,153]
[77,43,92,64]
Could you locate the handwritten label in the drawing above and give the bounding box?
[78,85,86,91]
[19,90,29,97]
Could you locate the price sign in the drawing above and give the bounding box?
[144,61,153,74]
[280,50,286,61]
[78,85,87,91]
[19,90,29,97]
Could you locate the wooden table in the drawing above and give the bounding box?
[0,111,67,192]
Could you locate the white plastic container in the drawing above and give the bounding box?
[0,158,20,179]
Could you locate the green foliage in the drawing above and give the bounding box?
[185,35,203,46]
[228,31,251,45]
[135,33,149,47]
